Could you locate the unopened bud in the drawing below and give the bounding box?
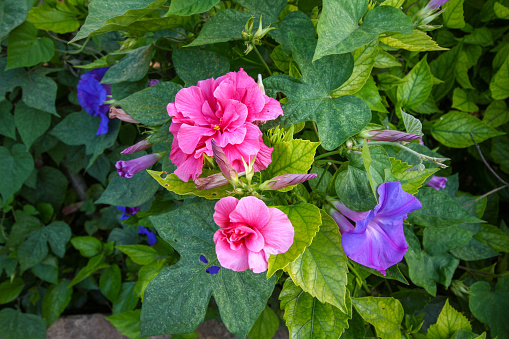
[121,139,154,155]
[359,128,422,142]
[259,173,317,190]
[109,107,140,124]
[257,74,265,95]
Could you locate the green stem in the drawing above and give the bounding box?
[312,163,331,193]
[314,150,342,161]
[253,46,272,76]
[0,213,7,241]
[348,261,371,295]
[363,141,449,168]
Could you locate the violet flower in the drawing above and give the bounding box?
[117,206,141,221]
[259,173,317,190]
[359,129,422,142]
[116,153,162,178]
[77,67,111,135]
[148,79,160,87]
[328,182,422,275]
[427,175,447,190]
[121,139,154,155]
[138,226,157,246]
[427,0,449,9]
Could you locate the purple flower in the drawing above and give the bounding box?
[148,79,160,87]
[427,175,447,190]
[117,206,141,221]
[115,153,162,178]
[206,266,221,275]
[329,182,422,275]
[259,173,318,190]
[360,129,422,142]
[200,255,208,263]
[138,226,157,246]
[121,139,154,155]
[77,67,111,135]
[428,0,449,9]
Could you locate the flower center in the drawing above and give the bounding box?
[214,125,220,131]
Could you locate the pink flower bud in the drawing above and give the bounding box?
[109,107,140,124]
[116,153,161,178]
[211,139,236,181]
[260,173,317,190]
[121,139,154,155]
[360,129,422,142]
[195,172,229,190]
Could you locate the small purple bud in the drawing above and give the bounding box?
[260,173,317,190]
[428,0,449,9]
[206,266,221,275]
[138,226,157,246]
[361,129,422,142]
[427,175,447,190]
[148,79,160,87]
[109,107,140,124]
[211,139,236,181]
[200,255,208,263]
[117,206,141,220]
[121,139,154,155]
[116,153,161,178]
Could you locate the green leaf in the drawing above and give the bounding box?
[314,1,412,60]
[6,21,54,70]
[27,2,80,34]
[401,110,423,136]
[490,56,509,100]
[375,50,402,68]
[113,282,139,314]
[267,203,322,277]
[106,310,142,339]
[117,81,181,126]
[102,45,154,84]
[443,0,466,29]
[96,168,159,207]
[279,279,351,339]
[6,211,42,248]
[71,236,103,257]
[452,88,479,112]
[352,297,404,339]
[42,279,73,327]
[172,48,230,87]
[380,30,447,52]
[474,224,509,252]
[69,253,110,287]
[270,10,316,53]
[492,134,509,174]
[264,35,371,150]
[134,259,166,300]
[483,101,509,128]
[17,231,48,271]
[45,221,71,258]
[397,55,432,109]
[495,1,509,19]
[469,277,509,339]
[331,38,379,97]
[248,306,279,339]
[423,225,473,255]
[430,111,504,148]
[336,165,377,212]
[70,0,167,42]
[0,278,24,304]
[148,170,232,200]
[389,158,437,194]
[141,201,276,338]
[286,211,349,313]
[100,264,122,303]
[0,309,46,339]
[268,139,319,178]
[234,0,287,23]
[116,244,158,265]
[32,256,58,284]
[362,145,392,198]
[0,144,34,201]
[407,188,483,227]
[14,102,51,149]
[430,43,462,101]
[0,101,15,139]
[428,299,472,339]
[353,77,387,112]
[0,0,29,40]
[168,0,219,16]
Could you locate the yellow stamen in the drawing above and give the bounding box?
[214,125,220,131]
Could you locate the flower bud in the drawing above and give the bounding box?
[211,139,237,182]
[426,175,447,190]
[257,74,265,95]
[195,172,229,190]
[148,79,160,87]
[359,128,422,142]
[121,139,154,155]
[115,153,162,178]
[259,173,317,190]
[109,107,140,124]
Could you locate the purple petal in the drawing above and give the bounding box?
[366,129,422,142]
[121,139,154,155]
[206,266,221,275]
[428,0,449,9]
[333,201,370,222]
[148,79,160,87]
[138,226,157,246]
[200,255,209,264]
[195,172,229,190]
[96,112,110,135]
[263,173,317,190]
[116,154,161,178]
[329,209,355,234]
[374,182,422,225]
[427,176,447,190]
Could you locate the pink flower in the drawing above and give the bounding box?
[167,69,283,182]
[213,196,294,273]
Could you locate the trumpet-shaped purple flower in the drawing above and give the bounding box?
[427,175,447,190]
[77,67,111,135]
[427,0,449,9]
[329,182,422,275]
[116,153,162,178]
[117,206,141,221]
[138,226,157,246]
[360,129,422,142]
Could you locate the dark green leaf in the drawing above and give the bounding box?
[102,45,154,84]
[0,309,46,339]
[42,279,73,326]
[336,165,377,212]
[100,265,122,303]
[172,48,230,87]
[0,144,34,201]
[0,0,29,40]
[0,278,25,304]
[106,310,142,339]
[71,236,103,258]
[45,221,72,258]
[168,0,219,16]
[0,101,15,139]
[248,306,279,339]
[6,21,54,70]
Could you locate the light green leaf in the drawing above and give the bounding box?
[148,170,232,200]
[353,77,388,112]
[352,297,404,339]
[430,111,504,148]
[141,201,276,339]
[27,2,80,34]
[134,259,166,300]
[402,110,423,136]
[267,203,322,277]
[452,88,479,112]
[389,158,438,194]
[6,21,54,70]
[491,56,509,100]
[69,253,110,287]
[474,224,509,253]
[268,139,319,178]
[380,30,447,51]
[14,102,51,150]
[71,236,103,258]
[495,1,509,19]
[0,144,34,201]
[0,278,24,304]
[116,245,158,265]
[483,101,509,128]
[168,0,218,16]
[42,279,73,327]
[331,38,379,97]
[430,43,462,101]
[314,1,412,60]
[286,211,348,313]
[106,310,142,339]
[248,306,279,339]
[397,55,432,109]
[428,299,471,339]
[279,279,351,339]
[100,265,122,303]
[0,0,30,40]
[0,309,46,339]
[374,50,402,68]
[469,277,509,339]
[265,35,371,150]
[443,0,465,29]
[117,81,181,126]
[102,45,154,84]
[172,48,230,87]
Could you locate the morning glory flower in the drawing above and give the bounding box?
[427,0,449,9]
[427,175,447,190]
[77,67,111,135]
[115,153,162,178]
[359,129,422,142]
[117,206,141,221]
[328,182,422,275]
[138,226,157,246]
[121,139,154,155]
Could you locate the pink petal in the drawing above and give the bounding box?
[217,126,247,147]
[215,236,249,272]
[174,86,209,126]
[196,78,218,109]
[177,124,214,155]
[242,85,266,121]
[167,102,178,117]
[256,96,284,121]
[169,137,186,167]
[259,208,294,255]
[248,250,268,273]
[214,197,239,228]
[252,138,273,172]
[220,99,248,131]
[244,226,265,253]
[229,196,269,230]
[173,153,203,182]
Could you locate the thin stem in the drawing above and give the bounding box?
[470,132,508,186]
[348,261,371,295]
[312,163,331,193]
[457,265,500,276]
[314,150,342,161]
[462,184,509,207]
[0,213,7,241]
[253,46,272,76]
[364,141,449,168]
[405,0,421,14]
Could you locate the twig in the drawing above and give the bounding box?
[470,132,508,186]
[253,46,272,76]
